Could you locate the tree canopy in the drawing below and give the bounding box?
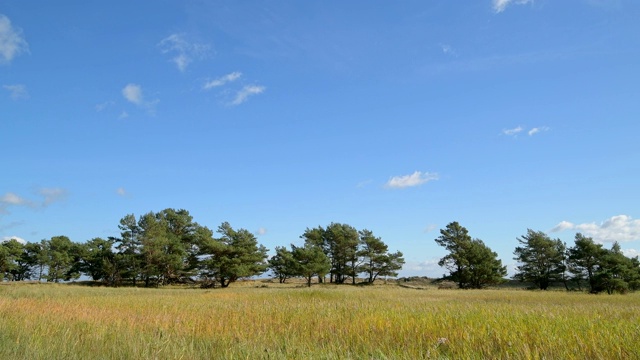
[435,222,507,289]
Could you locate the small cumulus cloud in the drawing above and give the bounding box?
[493,0,533,13]
[122,84,143,105]
[203,72,242,90]
[550,215,640,243]
[256,227,267,236]
[385,171,439,189]
[159,33,211,72]
[116,187,129,197]
[230,85,265,106]
[0,14,29,64]
[3,84,28,100]
[550,220,574,232]
[122,84,158,114]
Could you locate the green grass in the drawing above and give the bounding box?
[0,282,639,359]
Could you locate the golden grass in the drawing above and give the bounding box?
[0,282,638,359]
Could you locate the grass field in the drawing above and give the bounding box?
[0,281,639,359]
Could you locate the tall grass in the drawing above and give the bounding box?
[0,283,638,359]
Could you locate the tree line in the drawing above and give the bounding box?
[0,208,404,288]
[2,212,638,293]
[434,221,640,294]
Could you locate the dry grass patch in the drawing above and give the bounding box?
[0,283,638,359]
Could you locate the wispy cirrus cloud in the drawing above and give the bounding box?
[550,215,640,243]
[528,126,549,136]
[95,101,114,112]
[356,179,373,188]
[440,44,458,57]
[0,192,33,209]
[1,188,68,214]
[203,72,242,90]
[3,84,28,100]
[0,14,29,64]
[502,126,523,136]
[493,0,533,13]
[503,126,550,137]
[38,188,68,206]
[385,171,439,189]
[159,33,211,72]
[423,224,439,233]
[230,85,265,106]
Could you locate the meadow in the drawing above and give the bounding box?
[0,281,638,359]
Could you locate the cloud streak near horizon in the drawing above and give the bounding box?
[551,215,640,243]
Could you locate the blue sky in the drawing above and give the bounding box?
[2,0,639,277]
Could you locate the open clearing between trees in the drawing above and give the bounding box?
[0,281,638,359]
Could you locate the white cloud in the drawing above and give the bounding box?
[2,236,26,244]
[230,85,265,106]
[203,72,242,90]
[623,249,639,259]
[158,33,211,72]
[116,187,128,197]
[550,215,640,243]
[493,0,533,13]
[502,126,523,136]
[119,111,129,119]
[122,84,143,105]
[3,84,28,100]
[440,44,457,57]
[550,220,574,233]
[385,171,439,189]
[256,227,267,236]
[402,258,442,278]
[1,192,30,206]
[423,224,439,233]
[121,84,158,114]
[528,126,549,136]
[0,14,29,64]
[1,188,67,213]
[38,188,68,206]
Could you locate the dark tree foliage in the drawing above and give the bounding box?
[435,222,506,289]
[199,222,269,288]
[300,223,402,284]
[568,234,640,294]
[268,246,298,283]
[358,229,404,283]
[513,230,566,290]
[291,243,331,287]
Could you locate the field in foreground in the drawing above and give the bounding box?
[0,282,639,359]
